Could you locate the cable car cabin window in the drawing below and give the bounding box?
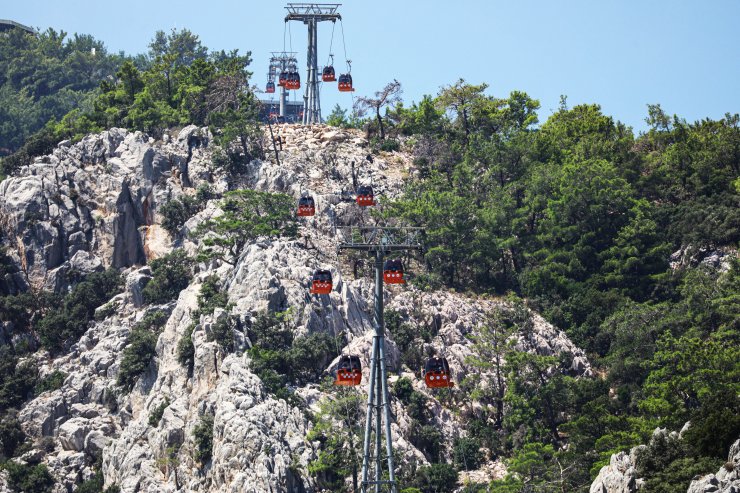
[356,185,375,206]
[334,355,362,386]
[424,357,454,388]
[297,196,316,217]
[322,66,336,82]
[310,269,333,295]
[383,259,405,284]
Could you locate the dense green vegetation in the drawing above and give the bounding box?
[0,28,124,156]
[192,413,214,465]
[2,461,55,493]
[372,82,740,491]
[1,27,260,176]
[1,20,738,493]
[149,398,170,428]
[247,311,339,404]
[37,268,123,352]
[117,311,168,392]
[196,189,298,264]
[141,249,193,304]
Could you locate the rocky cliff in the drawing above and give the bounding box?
[0,125,592,492]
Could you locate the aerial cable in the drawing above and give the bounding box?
[323,277,363,480]
[340,18,349,70]
[288,21,293,54]
[283,22,287,53]
[327,21,336,66]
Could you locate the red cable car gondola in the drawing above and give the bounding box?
[310,269,333,295]
[287,72,301,90]
[423,357,454,389]
[297,196,315,217]
[356,185,375,207]
[278,71,288,87]
[334,355,362,386]
[266,81,275,94]
[338,73,354,92]
[322,65,336,82]
[383,259,406,284]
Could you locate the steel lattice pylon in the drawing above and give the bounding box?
[268,52,297,119]
[338,227,423,493]
[284,3,341,124]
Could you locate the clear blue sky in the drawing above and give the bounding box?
[6,0,740,132]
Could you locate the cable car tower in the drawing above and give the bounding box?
[285,3,341,124]
[268,52,298,119]
[337,226,424,493]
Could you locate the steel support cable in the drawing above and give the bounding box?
[327,21,336,66]
[288,21,293,53]
[327,299,363,489]
[338,18,358,115]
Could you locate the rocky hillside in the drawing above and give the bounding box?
[590,428,740,493]
[0,125,595,492]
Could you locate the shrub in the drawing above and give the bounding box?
[412,463,457,493]
[37,268,123,352]
[289,332,339,385]
[161,194,200,236]
[453,437,483,471]
[148,398,170,427]
[385,310,431,371]
[246,310,338,401]
[410,422,443,463]
[640,457,721,493]
[379,138,400,152]
[0,346,38,413]
[393,377,414,403]
[0,292,37,334]
[192,413,214,464]
[194,275,229,318]
[35,370,66,394]
[196,190,297,263]
[141,250,192,304]
[393,381,433,434]
[682,389,740,459]
[94,302,118,321]
[385,310,415,352]
[117,312,167,392]
[1,126,59,177]
[177,323,196,370]
[74,468,121,493]
[208,315,235,352]
[75,470,103,493]
[0,410,26,458]
[3,461,55,493]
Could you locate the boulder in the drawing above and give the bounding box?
[589,451,638,493]
[58,418,89,452]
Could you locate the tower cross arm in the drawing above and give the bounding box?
[284,3,341,22]
[336,226,424,253]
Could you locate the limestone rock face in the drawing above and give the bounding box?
[2,125,592,492]
[589,451,639,493]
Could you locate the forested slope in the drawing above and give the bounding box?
[0,24,738,493]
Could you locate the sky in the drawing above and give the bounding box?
[5,0,740,132]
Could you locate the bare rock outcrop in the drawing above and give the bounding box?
[2,124,592,492]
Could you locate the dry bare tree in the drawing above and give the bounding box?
[354,79,402,140]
